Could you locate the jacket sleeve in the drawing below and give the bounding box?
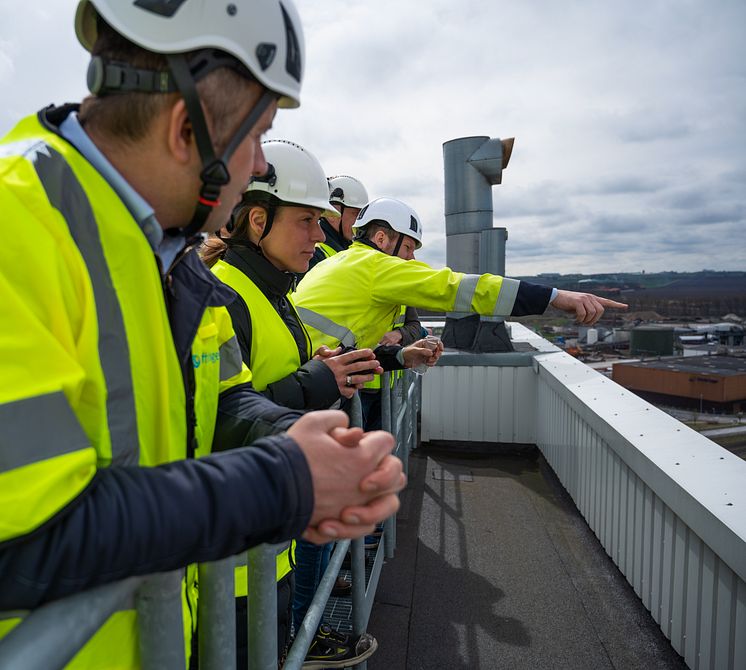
[373,345,406,372]
[261,358,341,411]
[214,382,302,449]
[370,255,552,317]
[0,434,313,609]
[398,306,425,345]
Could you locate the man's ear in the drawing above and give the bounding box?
[166,98,194,165]
[373,230,387,248]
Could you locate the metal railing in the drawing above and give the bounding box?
[0,371,420,670]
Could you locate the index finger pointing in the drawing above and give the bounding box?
[597,298,628,309]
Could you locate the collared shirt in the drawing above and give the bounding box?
[59,113,185,272]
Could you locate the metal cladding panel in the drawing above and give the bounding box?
[535,349,746,670]
[683,535,702,667]
[642,489,655,611]
[670,517,688,653]
[632,474,645,598]
[714,565,736,670]
[620,471,637,576]
[661,506,675,639]
[420,364,535,443]
[735,579,746,670]
[699,545,717,668]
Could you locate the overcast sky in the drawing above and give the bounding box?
[2,1,745,275]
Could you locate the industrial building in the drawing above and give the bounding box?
[612,355,746,412]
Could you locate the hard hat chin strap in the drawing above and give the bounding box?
[338,205,347,239]
[391,232,404,258]
[167,54,276,238]
[257,203,278,243]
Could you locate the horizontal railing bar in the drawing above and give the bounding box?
[0,577,142,670]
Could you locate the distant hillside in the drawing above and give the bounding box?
[516,271,746,319]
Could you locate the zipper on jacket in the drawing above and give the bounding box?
[160,243,200,460]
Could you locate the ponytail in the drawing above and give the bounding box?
[200,234,228,267]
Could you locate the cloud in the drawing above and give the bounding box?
[1,0,744,275]
[0,40,14,83]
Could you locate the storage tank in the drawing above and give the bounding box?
[630,326,674,356]
[586,328,598,345]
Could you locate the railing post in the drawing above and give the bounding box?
[381,372,392,433]
[136,571,186,670]
[198,557,236,670]
[348,392,369,669]
[246,545,279,670]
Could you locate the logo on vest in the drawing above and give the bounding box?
[193,352,221,368]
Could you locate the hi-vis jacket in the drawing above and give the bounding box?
[293,240,553,352]
[0,107,308,669]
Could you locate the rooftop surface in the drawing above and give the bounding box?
[615,354,746,376]
[368,445,688,670]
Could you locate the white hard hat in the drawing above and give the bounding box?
[328,175,369,210]
[353,197,423,249]
[75,0,304,108]
[246,140,339,219]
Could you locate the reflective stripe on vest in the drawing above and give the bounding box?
[34,146,140,466]
[453,274,480,314]
[0,393,89,472]
[295,306,356,349]
[218,335,243,381]
[493,277,520,315]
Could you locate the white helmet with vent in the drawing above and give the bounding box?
[327,175,369,210]
[75,0,304,107]
[353,197,423,249]
[74,0,307,234]
[246,140,339,219]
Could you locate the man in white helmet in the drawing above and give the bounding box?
[294,197,628,358]
[0,2,404,666]
[304,174,370,273]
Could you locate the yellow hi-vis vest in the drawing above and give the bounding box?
[362,305,406,391]
[293,241,520,352]
[211,259,302,592]
[0,113,252,669]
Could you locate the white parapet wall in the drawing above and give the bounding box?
[420,322,746,670]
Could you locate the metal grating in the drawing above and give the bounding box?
[322,546,379,635]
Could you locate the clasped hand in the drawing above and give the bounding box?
[288,410,405,543]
